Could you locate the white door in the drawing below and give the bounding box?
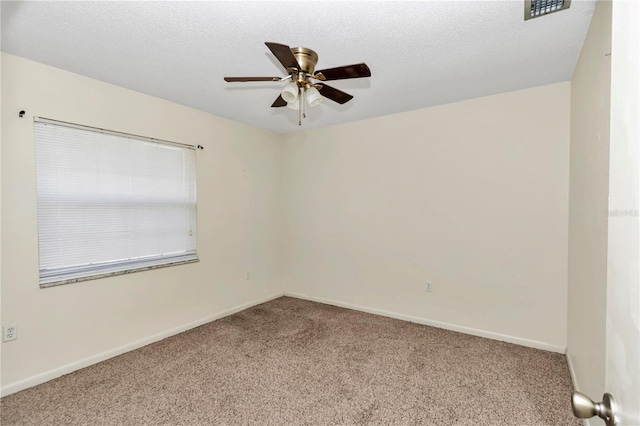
[604,0,639,424]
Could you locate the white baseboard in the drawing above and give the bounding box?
[565,350,589,426]
[3,290,566,397]
[1,291,284,397]
[284,291,566,354]
[566,350,580,390]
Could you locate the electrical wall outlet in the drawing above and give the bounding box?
[425,282,433,292]
[245,271,251,280]
[3,324,17,342]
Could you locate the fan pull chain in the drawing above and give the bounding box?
[302,88,307,119]
[298,87,303,126]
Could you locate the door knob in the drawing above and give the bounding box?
[571,391,618,426]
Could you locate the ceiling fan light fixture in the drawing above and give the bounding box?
[281,82,299,103]
[306,86,323,107]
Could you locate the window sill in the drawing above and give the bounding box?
[39,257,200,289]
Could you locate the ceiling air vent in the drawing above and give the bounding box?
[524,0,571,20]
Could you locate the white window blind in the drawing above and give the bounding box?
[34,117,198,287]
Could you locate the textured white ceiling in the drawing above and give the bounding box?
[1,1,595,134]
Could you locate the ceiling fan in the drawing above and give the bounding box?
[224,42,371,126]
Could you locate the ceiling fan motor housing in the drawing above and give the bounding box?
[290,47,318,75]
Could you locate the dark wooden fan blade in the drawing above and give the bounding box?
[315,63,371,81]
[271,95,287,107]
[224,77,281,82]
[317,84,354,104]
[265,42,300,72]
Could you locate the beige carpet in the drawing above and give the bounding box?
[1,296,579,425]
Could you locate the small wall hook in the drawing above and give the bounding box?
[197,145,204,150]
[19,110,26,118]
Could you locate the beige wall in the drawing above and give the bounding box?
[281,83,571,350]
[1,53,284,393]
[566,0,611,403]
